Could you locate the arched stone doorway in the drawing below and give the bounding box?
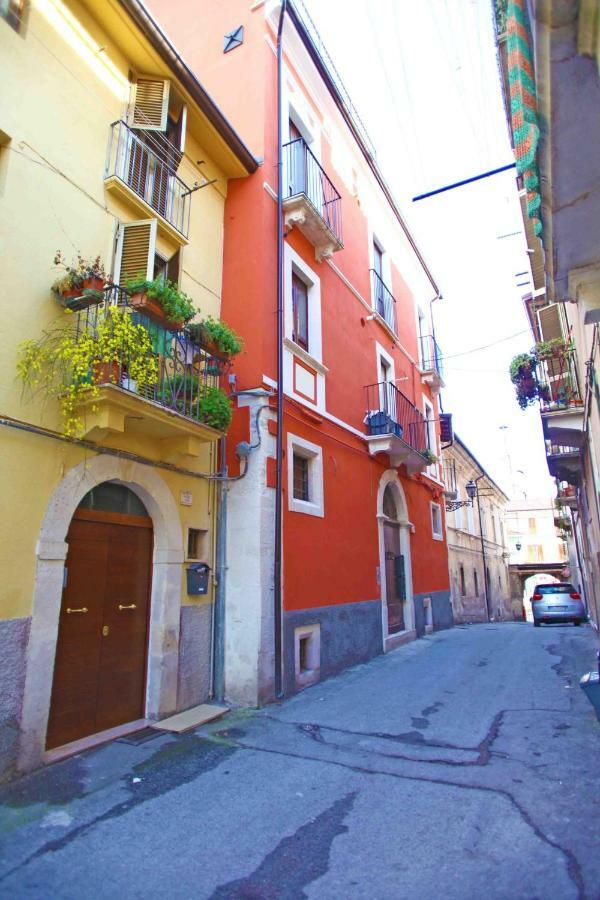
[377,471,414,646]
[18,456,184,773]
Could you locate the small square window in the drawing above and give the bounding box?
[293,454,310,502]
[431,503,443,541]
[187,528,207,560]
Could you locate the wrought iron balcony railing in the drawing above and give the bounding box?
[364,381,428,455]
[419,334,444,379]
[105,120,191,238]
[283,137,343,245]
[370,269,397,332]
[536,348,582,412]
[74,286,224,426]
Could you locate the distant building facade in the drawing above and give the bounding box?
[443,437,512,622]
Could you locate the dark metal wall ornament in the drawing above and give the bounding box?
[224,26,244,53]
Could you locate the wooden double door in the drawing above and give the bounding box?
[46,508,153,750]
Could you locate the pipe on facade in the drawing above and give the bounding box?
[213,436,228,702]
[274,0,288,701]
[474,474,491,621]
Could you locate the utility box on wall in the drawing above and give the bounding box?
[186,563,211,596]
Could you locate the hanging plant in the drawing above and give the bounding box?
[52,251,107,309]
[17,307,158,437]
[124,276,196,329]
[509,352,536,382]
[195,385,232,431]
[187,316,243,358]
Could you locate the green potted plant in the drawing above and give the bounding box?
[125,276,196,331]
[535,337,567,360]
[17,307,158,437]
[52,251,107,310]
[422,449,438,464]
[188,316,243,360]
[195,385,232,431]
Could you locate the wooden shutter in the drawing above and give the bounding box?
[129,77,170,131]
[537,303,564,342]
[114,220,157,285]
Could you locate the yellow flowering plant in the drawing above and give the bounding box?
[17,307,159,437]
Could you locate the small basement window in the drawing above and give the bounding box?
[293,454,310,502]
[294,624,320,689]
[187,527,208,560]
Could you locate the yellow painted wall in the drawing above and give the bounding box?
[0,0,231,621]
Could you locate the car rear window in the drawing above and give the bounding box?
[535,584,574,594]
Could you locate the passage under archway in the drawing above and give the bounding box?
[46,482,154,750]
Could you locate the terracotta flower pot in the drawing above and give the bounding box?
[93,360,121,385]
[83,276,105,293]
[130,292,184,332]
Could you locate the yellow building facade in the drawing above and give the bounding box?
[0,0,256,780]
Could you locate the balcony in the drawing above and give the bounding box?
[371,269,397,333]
[545,440,583,485]
[537,348,585,446]
[419,335,444,394]
[282,137,343,261]
[73,287,227,459]
[556,484,577,509]
[364,381,429,473]
[104,121,191,242]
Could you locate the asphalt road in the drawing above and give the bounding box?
[0,622,599,900]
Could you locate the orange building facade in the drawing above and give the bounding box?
[147,0,453,704]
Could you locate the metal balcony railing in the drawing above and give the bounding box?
[364,381,428,454]
[105,120,191,238]
[283,137,343,245]
[370,269,397,333]
[419,334,444,379]
[536,348,582,412]
[74,286,224,425]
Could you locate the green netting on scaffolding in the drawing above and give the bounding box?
[507,0,542,237]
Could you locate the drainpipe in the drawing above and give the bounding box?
[474,475,491,621]
[213,435,227,701]
[274,0,288,700]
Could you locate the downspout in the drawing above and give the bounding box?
[274,0,288,700]
[213,435,227,701]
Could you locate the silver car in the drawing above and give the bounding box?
[531,583,586,626]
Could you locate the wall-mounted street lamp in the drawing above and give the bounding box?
[445,479,477,512]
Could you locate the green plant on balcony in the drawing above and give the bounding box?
[187,316,243,359]
[422,449,439,464]
[535,337,568,360]
[195,385,232,431]
[17,307,158,437]
[554,515,572,534]
[509,352,545,409]
[125,276,196,327]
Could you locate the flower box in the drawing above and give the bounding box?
[130,292,184,332]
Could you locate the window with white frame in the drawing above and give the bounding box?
[287,434,324,517]
[453,503,463,531]
[423,398,438,476]
[284,245,322,364]
[466,499,475,534]
[431,502,443,540]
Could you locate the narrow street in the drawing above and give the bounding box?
[1,623,599,900]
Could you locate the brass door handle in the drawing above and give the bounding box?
[118,603,137,611]
[66,607,88,614]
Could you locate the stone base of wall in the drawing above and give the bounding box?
[414,590,453,637]
[283,599,382,696]
[176,603,213,712]
[0,617,30,784]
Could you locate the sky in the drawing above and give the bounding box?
[301,0,555,501]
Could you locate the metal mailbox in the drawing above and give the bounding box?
[186,562,211,596]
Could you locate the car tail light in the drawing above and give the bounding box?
[532,594,542,601]
[570,592,581,600]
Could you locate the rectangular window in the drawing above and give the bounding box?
[528,517,537,534]
[431,502,443,540]
[293,454,310,502]
[287,434,324,517]
[474,569,479,595]
[1,0,26,32]
[459,565,466,596]
[292,272,309,351]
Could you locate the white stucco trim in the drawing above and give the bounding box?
[376,470,415,645]
[19,456,184,773]
[287,432,324,518]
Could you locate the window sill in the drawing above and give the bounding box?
[289,497,324,518]
[283,337,329,375]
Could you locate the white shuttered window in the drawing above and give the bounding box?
[129,77,170,131]
[114,220,157,285]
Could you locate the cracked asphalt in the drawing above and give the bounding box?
[0,623,599,899]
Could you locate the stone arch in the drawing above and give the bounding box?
[19,455,184,772]
[376,470,414,643]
